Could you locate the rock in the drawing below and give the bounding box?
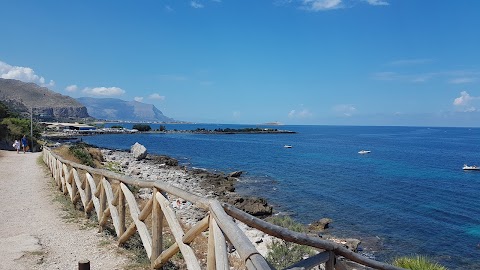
[130,142,147,160]
[344,238,361,252]
[229,171,243,177]
[228,196,273,217]
[150,155,179,166]
[308,218,332,232]
[254,237,263,244]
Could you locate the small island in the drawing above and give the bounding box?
[184,127,296,134]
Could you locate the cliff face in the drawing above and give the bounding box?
[35,106,89,119]
[0,78,90,120]
[76,97,175,122]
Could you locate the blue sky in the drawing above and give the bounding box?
[1,0,480,126]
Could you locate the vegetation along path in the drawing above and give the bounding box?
[0,150,128,270]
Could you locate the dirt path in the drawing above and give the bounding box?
[0,150,128,270]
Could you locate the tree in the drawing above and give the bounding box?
[1,118,41,141]
[133,124,152,132]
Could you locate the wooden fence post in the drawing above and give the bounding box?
[151,188,164,267]
[207,215,215,270]
[78,259,90,270]
[99,182,106,232]
[118,187,126,237]
[325,251,335,270]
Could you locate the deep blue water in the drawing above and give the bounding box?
[83,124,480,269]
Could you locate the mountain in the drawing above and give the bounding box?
[76,97,175,122]
[0,78,89,120]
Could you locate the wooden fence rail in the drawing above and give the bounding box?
[42,147,404,270]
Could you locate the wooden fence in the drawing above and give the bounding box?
[42,147,404,270]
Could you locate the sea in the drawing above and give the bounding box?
[81,124,480,269]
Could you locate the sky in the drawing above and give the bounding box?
[1,0,480,126]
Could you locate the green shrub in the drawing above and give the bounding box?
[265,216,315,269]
[69,144,95,167]
[393,255,447,270]
[1,117,41,140]
[132,124,151,131]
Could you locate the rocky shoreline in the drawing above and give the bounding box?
[104,144,273,217]
[99,143,363,258]
[100,144,279,255]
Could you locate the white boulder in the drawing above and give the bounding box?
[131,142,147,160]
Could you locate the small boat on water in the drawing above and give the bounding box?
[284,145,293,148]
[358,150,371,154]
[463,164,480,171]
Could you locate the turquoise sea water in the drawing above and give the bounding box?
[82,124,480,269]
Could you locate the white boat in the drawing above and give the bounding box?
[284,145,292,148]
[358,150,371,154]
[463,164,480,171]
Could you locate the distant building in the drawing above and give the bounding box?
[43,122,96,131]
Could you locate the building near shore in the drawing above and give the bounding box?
[41,122,97,131]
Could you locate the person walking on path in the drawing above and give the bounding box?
[12,139,20,154]
[21,135,27,153]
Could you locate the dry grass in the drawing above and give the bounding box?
[53,145,83,164]
[88,147,104,167]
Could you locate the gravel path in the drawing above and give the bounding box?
[0,150,128,270]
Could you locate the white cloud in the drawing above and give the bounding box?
[0,60,55,87]
[376,65,480,84]
[191,1,204,8]
[148,93,166,100]
[333,104,357,117]
[82,87,125,96]
[301,0,342,11]
[372,71,434,83]
[134,96,144,102]
[233,111,241,118]
[288,108,313,118]
[449,78,475,84]
[453,91,479,112]
[165,5,174,12]
[464,107,477,112]
[65,85,78,92]
[364,0,389,6]
[453,91,474,106]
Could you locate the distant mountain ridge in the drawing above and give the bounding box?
[0,78,89,120]
[76,97,175,122]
